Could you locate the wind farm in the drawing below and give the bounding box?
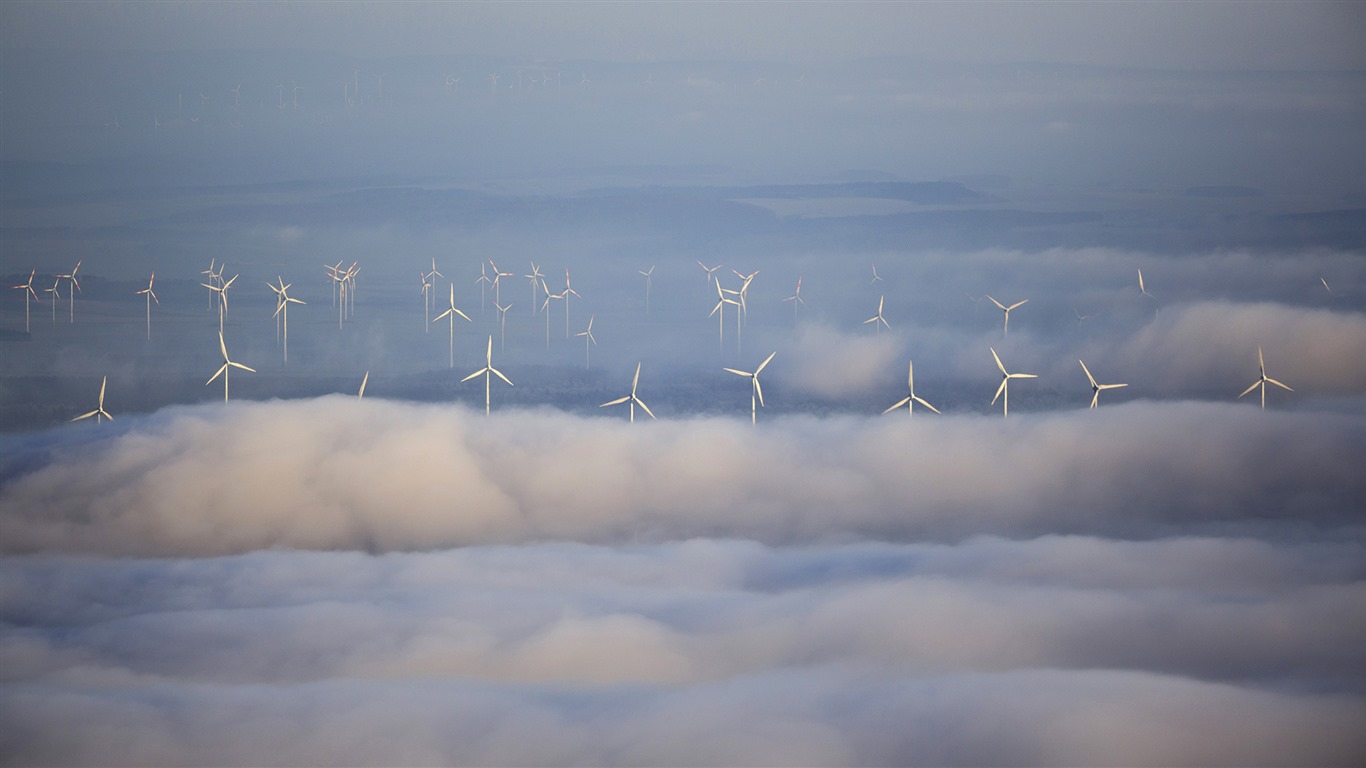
[2,4,1365,767]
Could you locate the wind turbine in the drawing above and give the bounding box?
[419,272,433,333]
[696,260,722,287]
[724,351,776,425]
[207,331,255,403]
[870,261,883,284]
[201,259,218,310]
[135,272,158,340]
[884,359,940,417]
[601,362,656,423]
[986,295,1027,338]
[462,336,513,415]
[1078,359,1127,409]
[639,265,655,314]
[783,276,805,322]
[865,295,891,334]
[1238,346,1293,409]
[1074,308,1092,324]
[201,273,238,334]
[525,262,544,318]
[55,260,81,323]
[11,269,39,333]
[562,267,582,339]
[489,260,515,306]
[495,300,512,352]
[990,347,1036,418]
[540,279,563,348]
[474,261,492,314]
[269,277,305,364]
[44,277,61,324]
[434,283,472,368]
[709,278,741,353]
[71,376,112,423]
[576,314,597,368]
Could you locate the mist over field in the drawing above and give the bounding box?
[2,2,1364,765]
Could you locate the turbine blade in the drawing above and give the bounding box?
[491,368,513,386]
[636,398,656,420]
[992,379,1007,405]
[884,397,910,414]
[1238,381,1261,399]
[461,368,486,382]
[723,368,752,377]
[1091,391,1100,409]
[632,362,642,393]
[913,396,941,414]
[1079,359,1097,388]
[1266,377,1293,391]
[602,396,631,407]
[207,364,227,385]
[753,377,765,408]
[756,351,776,374]
[72,410,98,422]
[230,362,256,373]
[986,295,1006,310]
[990,347,1006,375]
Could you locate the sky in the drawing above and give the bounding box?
[2,2,1365,766]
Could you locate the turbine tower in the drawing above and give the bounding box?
[462,336,513,415]
[990,347,1036,418]
[724,351,777,425]
[986,295,1028,338]
[1078,359,1127,409]
[207,331,255,403]
[71,376,112,423]
[884,359,940,417]
[601,362,656,423]
[1238,346,1293,409]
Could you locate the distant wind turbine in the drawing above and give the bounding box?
[434,283,472,369]
[1078,359,1127,409]
[207,330,255,403]
[724,351,776,425]
[71,376,112,423]
[201,273,238,334]
[1238,346,1293,410]
[135,272,158,340]
[562,267,582,339]
[639,265,654,314]
[870,261,883,284]
[474,261,492,315]
[44,277,61,324]
[986,295,1027,338]
[540,279,564,348]
[783,276,805,322]
[462,336,513,415]
[990,347,1036,418]
[525,262,544,318]
[696,260,722,287]
[419,272,433,333]
[601,362,656,423]
[56,260,81,323]
[11,269,39,333]
[884,359,940,417]
[576,314,597,369]
[269,277,305,364]
[495,300,512,352]
[709,278,741,353]
[865,295,890,334]
[489,260,515,306]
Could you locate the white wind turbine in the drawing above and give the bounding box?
[434,282,472,369]
[865,295,891,335]
[884,359,940,417]
[462,336,513,415]
[44,277,61,324]
[601,362,656,423]
[724,351,777,425]
[71,376,112,423]
[1238,346,1293,410]
[270,277,305,364]
[474,261,492,315]
[1078,359,1127,409]
[990,347,1036,418]
[640,265,655,314]
[870,261,883,284]
[709,278,741,353]
[783,276,805,322]
[489,259,515,307]
[986,295,1027,338]
[201,273,237,334]
[562,267,582,339]
[11,269,39,333]
[201,259,218,310]
[135,272,158,340]
[525,262,544,318]
[419,272,433,333]
[207,330,255,403]
[495,300,512,352]
[56,260,81,323]
[696,260,722,287]
[576,313,597,368]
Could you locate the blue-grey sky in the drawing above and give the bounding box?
[5,0,1365,70]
